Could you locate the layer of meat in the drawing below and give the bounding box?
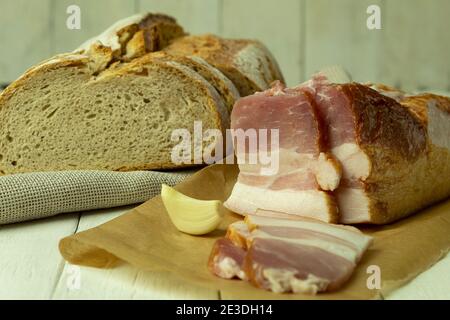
[224,81,341,223]
[209,216,372,294]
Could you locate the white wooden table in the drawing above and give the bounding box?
[0,205,449,300]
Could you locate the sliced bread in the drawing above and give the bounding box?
[164,34,285,96]
[0,53,227,174]
[150,51,240,113]
[0,13,286,174]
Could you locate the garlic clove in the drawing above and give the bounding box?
[161,184,225,235]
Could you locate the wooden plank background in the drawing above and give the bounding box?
[0,0,449,90]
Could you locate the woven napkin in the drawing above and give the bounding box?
[0,170,194,225]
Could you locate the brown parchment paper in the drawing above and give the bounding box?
[59,164,450,299]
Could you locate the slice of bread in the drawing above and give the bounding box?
[164,34,285,96]
[150,51,240,113]
[0,53,228,174]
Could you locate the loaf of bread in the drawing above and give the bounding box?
[0,13,284,174]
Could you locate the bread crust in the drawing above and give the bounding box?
[337,84,450,224]
[341,83,428,161]
[164,34,285,96]
[0,53,89,105]
[77,13,185,58]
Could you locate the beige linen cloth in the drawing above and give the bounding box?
[0,170,194,225]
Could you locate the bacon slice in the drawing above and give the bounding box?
[208,221,252,281]
[208,238,247,280]
[245,237,354,294]
[224,81,341,223]
[245,215,372,262]
[209,216,372,294]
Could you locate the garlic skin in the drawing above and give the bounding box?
[161,184,225,235]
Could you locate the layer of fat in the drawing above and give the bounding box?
[331,143,372,224]
[236,148,341,190]
[224,182,335,222]
[262,268,329,294]
[226,221,251,249]
[428,100,450,151]
[337,188,372,224]
[76,13,146,52]
[251,229,359,262]
[215,256,246,280]
[315,152,341,190]
[227,220,360,262]
[251,209,317,221]
[235,149,315,176]
[331,143,371,180]
[245,215,372,254]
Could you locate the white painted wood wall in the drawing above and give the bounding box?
[1,0,449,91]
